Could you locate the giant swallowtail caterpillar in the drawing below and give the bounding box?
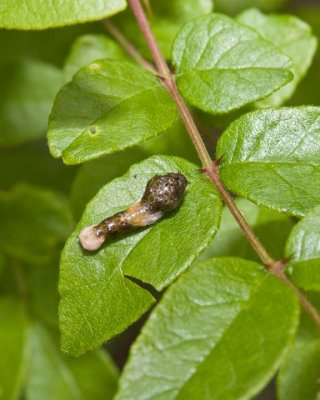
[79,173,188,251]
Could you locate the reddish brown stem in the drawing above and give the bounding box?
[128,0,169,78]
[204,162,274,265]
[103,20,156,74]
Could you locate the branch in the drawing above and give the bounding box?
[127,0,320,327]
[128,0,169,78]
[103,20,156,74]
[128,0,271,262]
[204,161,274,265]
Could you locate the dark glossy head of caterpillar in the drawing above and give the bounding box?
[141,173,188,212]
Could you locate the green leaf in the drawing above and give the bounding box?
[70,148,147,219]
[286,260,320,292]
[28,258,60,327]
[48,60,177,164]
[60,155,222,356]
[199,198,294,263]
[237,8,317,107]
[115,257,299,400]
[215,0,287,15]
[0,184,72,264]
[112,0,214,59]
[216,106,320,216]
[172,13,293,114]
[0,0,126,29]
[0,288,119,399]
[0,60,62,147]
[285,206,320,291]
[278,296,320,400]
[289,6,320,107]
[0,298,29,400]
[0,141,77,194]
[286,205,320,261]
[0,254,4,275]
[63,34,127,82]
[26,324,118,400]
[0,259,19,298]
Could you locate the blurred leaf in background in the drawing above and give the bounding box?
[215,0,288,15]
[278,294,320,400]
[289,5,320,107]
[63,33,127,82]
[237,8,317,107]
[112,0,214,59]
[0,60,62,147]
[0,142,77,194]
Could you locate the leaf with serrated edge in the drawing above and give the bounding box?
[216,106,320,216]
[115,257,299,400]
[48,60,177,165]
[0,0,126,29]
[172,13,293,114]
[285,205,320,291]
[63,34,127,82]
[237,8,317,107]
[59,156,222,356]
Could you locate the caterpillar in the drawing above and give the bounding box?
[79,173,188,251]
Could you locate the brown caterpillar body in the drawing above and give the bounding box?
[79,173,188,251]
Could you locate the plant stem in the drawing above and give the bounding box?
[286,277,320,326]
[127,0,320,327]
[166,78,213,167]
[129,0,169,78]
[205,162,274,265]
[103,20,156,74]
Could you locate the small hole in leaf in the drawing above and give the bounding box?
[89,126,97,135]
